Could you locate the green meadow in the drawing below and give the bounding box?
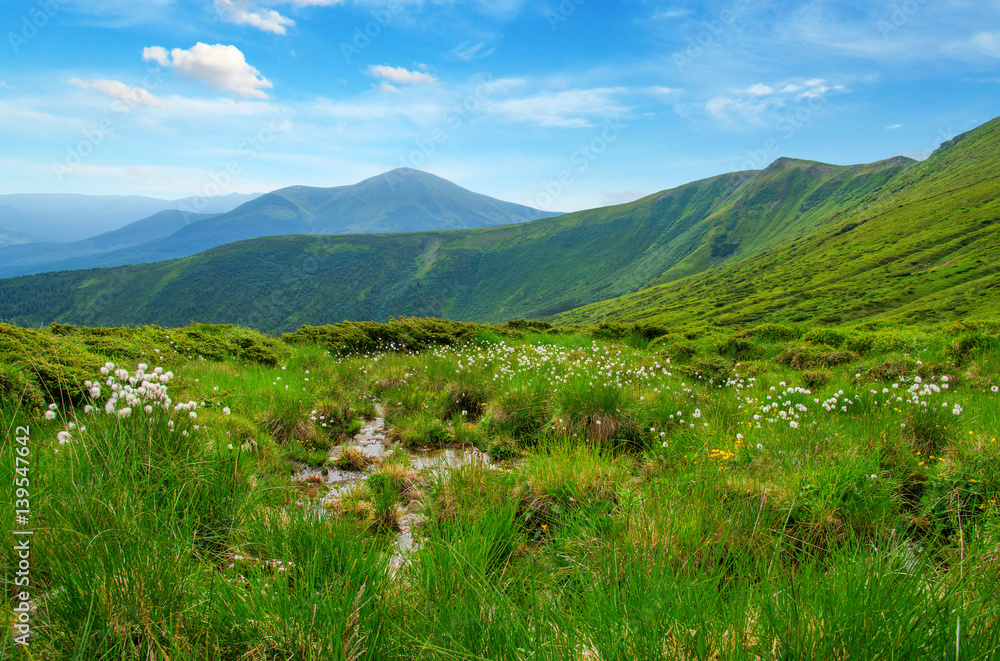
[2,318,999,659]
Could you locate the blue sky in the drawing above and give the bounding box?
[0,0,998,212]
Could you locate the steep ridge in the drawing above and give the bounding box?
[555,117,1000,327]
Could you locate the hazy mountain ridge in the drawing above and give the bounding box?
[0,210,219,278]
[0,193,260,243]
[0,170,559,277]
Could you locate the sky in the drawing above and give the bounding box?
[0,0,998,212]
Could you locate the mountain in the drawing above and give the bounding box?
[554,117,1000,327]
[0,210,218,278]
[0,169,560,277]
[78,168,563,260]
[0,205,52,246]
[1,116,998,332]
[0,193,260,243]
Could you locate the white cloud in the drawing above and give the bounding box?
[366,65,438,85]
[275,0,344,5]
[743,84,775,96]
[447,41,496,61]
[483,87,628,128]
[71,78,164,108]
[886,124,903,130]
[0,81,8,88]
[703,78,848,127]
[647,85,681,97]
[214,0,295,35]
[652,7,691,20]
[143,43,273,99]
[971,31,1000,58]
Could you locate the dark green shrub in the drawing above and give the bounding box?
[678,355,732,383]
[744,323,801,342]
[715,336,757,360]
[946,333,1000,367]
[802,371,829,388]
[803,328,847,348]
[774,346,858,370]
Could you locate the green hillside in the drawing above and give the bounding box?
[1,116,998,333]
[556,117,1000,327]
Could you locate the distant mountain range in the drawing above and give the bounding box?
[0,192,260,245]
[1,116,998,331]
[0,169,559,278]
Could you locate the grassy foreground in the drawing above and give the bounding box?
[2,318,1000,659]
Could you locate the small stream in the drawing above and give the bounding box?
[294,403,494,569]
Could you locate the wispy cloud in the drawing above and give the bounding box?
[214,0,295,34]
[447,41,496,61]
[702,78,848,128]
[366,65,438,85]
[483,87,629,128]
[70,78,164,108]
[651,7,691,20]
[886,123,903,130]
[143,43,273,99]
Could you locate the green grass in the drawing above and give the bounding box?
[2,320,1000,659]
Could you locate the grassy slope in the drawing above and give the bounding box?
[0,150,923,333]
[3,320,1000,658]
[557,117,1000,327]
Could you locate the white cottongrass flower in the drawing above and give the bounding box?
[223,407,231,415]
[44,410,56,421]
[117,407,132,419]
[189,411,198,419]
[789,421,799,429]
[57,431,72,445]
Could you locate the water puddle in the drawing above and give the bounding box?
[410,447,493,473]
[291,402,498,570]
